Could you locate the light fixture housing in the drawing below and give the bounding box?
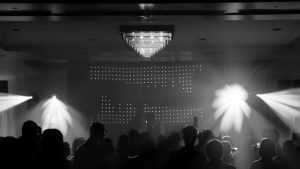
[120,25,174,59]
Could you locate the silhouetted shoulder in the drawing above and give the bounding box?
[171,147,206,161]
[204,163,236,169]
[249,159,284,169]
[223,163,236,169]
[169,147,207,169]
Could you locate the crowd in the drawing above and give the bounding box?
[0,120,300,169]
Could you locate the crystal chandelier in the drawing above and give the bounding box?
[120,26,174,59]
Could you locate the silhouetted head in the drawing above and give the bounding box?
[167,131,181,150]
[262,129,279,143]
[182,126,197,147]
[259,138,276,159]
[222,136,233,146]
[117,134,129,154]
[283,140,295,155]
[139,132,155,154]
[141,132,153,145]
[292,132,300,146]
[222,141,232,156]
[206,139,223,162]
[89,122,105,140]
[22,120,38,139]
[42,129,64,153]
[201,130,215,144]
[128,129,139,138]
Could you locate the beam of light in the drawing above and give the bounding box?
[257,88,300,122]
[212,84,251,132]
[0,93,32,113]
[41,95,73,136]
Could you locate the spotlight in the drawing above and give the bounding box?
[257,88,300,128]
[0,93,32,113]
[42,95,73,136]
[212,84,251,132]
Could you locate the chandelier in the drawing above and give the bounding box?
[120,25,174,59]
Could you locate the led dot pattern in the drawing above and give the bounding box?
[144,104,202,124]
[90,96,203,126]
[89,64,202,93]
[90,96,136,125]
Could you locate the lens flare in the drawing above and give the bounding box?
[41,96,73,136]
[212,84,251,132]
[0,93,32,113]
[257,88,300,122]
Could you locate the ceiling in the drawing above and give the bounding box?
[1,2,300,62]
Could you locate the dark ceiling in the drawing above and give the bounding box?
[0,2,300,62]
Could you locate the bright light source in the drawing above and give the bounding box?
[41,96,73,136]
[212,84,251,132]
[257,88,300,123]
[0,93,32,113]
[139,3,154,10]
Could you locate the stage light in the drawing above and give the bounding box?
[0,93,32,113]
[257,88,300,126]
[41,95,73,136]
[212,84,251,132]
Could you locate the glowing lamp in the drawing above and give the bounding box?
[212,84,251,132]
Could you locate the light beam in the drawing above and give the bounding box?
[41,95,73,136]
[257,88,300,128]
[212,84,251,132]
[0,93,32,113]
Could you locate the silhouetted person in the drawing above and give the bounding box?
[281,140,299,169]
[292,132,300,153]
[128,129,140,158]
[222,141,235,165]
[37,129,66,169]
[115,134,130,169]
[204,139,236,169]
[72,137,86,156]
[0,137,19,169]
[133,132,156,169]
[18,121,40,169]
[168,126,207,169]
[234,137,258,169]
[74,122,106,169]
[64,142,73,169]
[262,129,282,158]
[167,131,182,151]
[156,135,169,169]
[68,137,86,163]
[249,138,284,169]
[101,138,115,169]
[37,125,42,148]
[222,136,234,147]
[196,130,215,153]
